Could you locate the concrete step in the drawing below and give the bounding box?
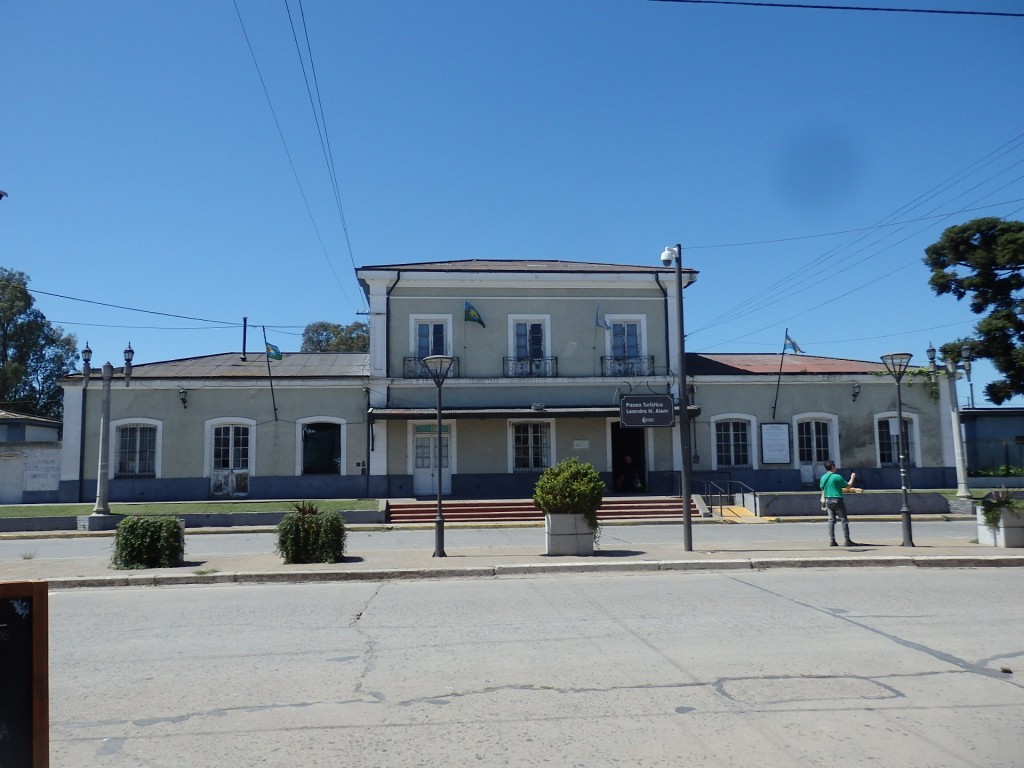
[386,497,698,524]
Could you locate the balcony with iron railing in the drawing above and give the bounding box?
[503,356,558,378]
[404,356,460,379]
[601,355,655,377]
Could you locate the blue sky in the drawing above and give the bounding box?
[2,1,1023,406]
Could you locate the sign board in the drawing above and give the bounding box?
[620,395,675,428]
[760,423,792,464]
[0,581,49,768]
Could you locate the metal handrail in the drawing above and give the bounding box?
[725,480,758,516]
[694,479,729,516]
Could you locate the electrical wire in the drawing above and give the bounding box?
[288,0,363,306]
[649,0,1024,18]
[689,132,1024,336]
[232,0,359,311]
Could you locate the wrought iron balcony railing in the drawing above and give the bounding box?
[503,356,558,378]
[404,356,460,379]
[601,355,655,377]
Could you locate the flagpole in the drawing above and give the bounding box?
[262,326,279,422]
[771,328,788,419]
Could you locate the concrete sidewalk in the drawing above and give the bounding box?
[4,521,1024,589]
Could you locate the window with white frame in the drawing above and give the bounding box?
[877,415,916,467]
[715,418,752,469]
[611,321,642,358]
[797,418,832,464]
[214,424,250,471]
[413,318,448,358]
[513,319,546,359]
[114,421,159,478]
[511,421,552,472]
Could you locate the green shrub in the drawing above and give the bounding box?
[112,516,185,569]
[276,501,348,564]
[533,457,605,534]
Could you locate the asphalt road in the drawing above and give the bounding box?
[46,566,1024,768]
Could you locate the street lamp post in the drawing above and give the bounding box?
[926,345,970,498]
[83,343,134,515]
[660,245,693,552]
[880,352,914,547]
[961,344,974,408]
[422,354,455,557]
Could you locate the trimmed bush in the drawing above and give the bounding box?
[533,457,605,534]
[276,501,348,564]
[112,516,185,569]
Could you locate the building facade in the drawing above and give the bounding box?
[58,259,952,503]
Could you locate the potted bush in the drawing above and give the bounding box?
[977,487,1024,548]
[276,501,348,564]
[533,457,605,556]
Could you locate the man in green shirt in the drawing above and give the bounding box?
[819,459,860,547]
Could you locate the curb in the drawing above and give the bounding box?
[40,554,1024,590]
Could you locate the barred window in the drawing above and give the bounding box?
[116,424,157,478]
[513,422,551,472]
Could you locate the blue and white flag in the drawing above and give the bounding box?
[783,333,803,354]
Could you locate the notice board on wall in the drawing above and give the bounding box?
[0,581,49,768]
[760,423,792,465]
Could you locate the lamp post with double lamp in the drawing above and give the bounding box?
[82,343,134,515]
[880,352,914,547]
[660,244,693,552]
[961,344,975,408]
[926,344,970,499]
[422,354,455,557]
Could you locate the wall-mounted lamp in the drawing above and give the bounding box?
[178,388,188,409]
[852,382,861,402]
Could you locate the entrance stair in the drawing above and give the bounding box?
[385,496,700,524]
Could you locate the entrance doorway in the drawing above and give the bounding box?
[412,423,451,497]
[611,421,646,493]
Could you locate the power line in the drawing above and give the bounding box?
[683,197,1024,250]
[232,0,359,310]
[649,0,1024,18]
[288,0,364,307]
[32,289,239,326]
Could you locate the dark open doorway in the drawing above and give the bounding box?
[611,421,646,493]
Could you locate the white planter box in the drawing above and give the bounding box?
[976,505,1024,548]
[544,512,595,556]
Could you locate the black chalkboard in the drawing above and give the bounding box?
[0,581,48,768]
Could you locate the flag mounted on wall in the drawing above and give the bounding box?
[595,305,611,330]
[266,342,283,360]
[783,333,803,354]
[465,302,485,327]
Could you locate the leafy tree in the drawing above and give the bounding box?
[924,217,1024,404]
[300,320,369,352]
[0,268,79,418]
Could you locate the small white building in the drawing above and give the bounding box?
[0,409,62,504]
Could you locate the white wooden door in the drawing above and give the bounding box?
[412,427,451,497]
[211,425,250,498]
